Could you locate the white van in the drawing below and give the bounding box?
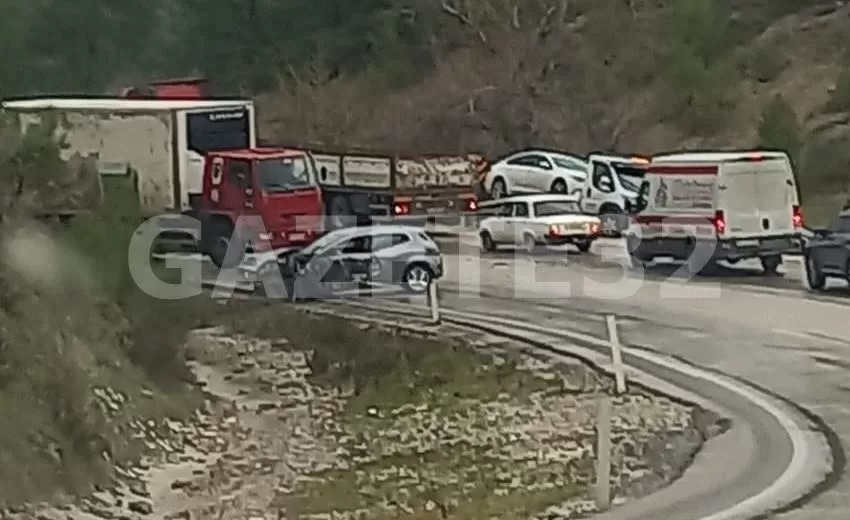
[628,151,804,273]
[580,154,650,235]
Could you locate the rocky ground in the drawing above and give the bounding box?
[9,306,725,520]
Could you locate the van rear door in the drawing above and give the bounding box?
[719,158,794,238]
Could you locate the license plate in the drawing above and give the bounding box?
[426,207,445,214]
[289,232,305,241]
[737,239,758,247]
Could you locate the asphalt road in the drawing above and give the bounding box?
[427,251,848,519]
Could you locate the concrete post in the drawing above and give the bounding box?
[606,315,626,394]
[595,395,612,510]
[428,281,440,324]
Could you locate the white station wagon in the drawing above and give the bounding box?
[476,194,601,253]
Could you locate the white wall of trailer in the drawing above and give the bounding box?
[16,110,176,213]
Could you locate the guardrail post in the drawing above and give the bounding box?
[428,281,441,324]
[606,315,626,394]
[595,395,612,510]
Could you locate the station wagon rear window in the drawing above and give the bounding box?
[534,200,581,216]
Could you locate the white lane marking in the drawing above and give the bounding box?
[774,329,816,341]
[775,329,850,346]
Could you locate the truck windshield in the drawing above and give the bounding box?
[257,157,314,192]
[611,163,646,192]
[534,201,582,216]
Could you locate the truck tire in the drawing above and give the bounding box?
[203,218,242,269]
[760,255,782,275]
[326,195,352,231]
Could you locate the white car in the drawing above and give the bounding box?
[482,149,587,199]
[477,194,601,253]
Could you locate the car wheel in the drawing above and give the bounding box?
[575,238,592,253]
[480,231,497,253]
[804,252,826,290]
[760,255,782,276]
[491,177,508,199]
[550,179,568,194]
[402,263,433,293]
[523,234,538,255]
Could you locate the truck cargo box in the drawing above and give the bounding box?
[1,97,255,215]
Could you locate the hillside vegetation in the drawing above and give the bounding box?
[1,0,849,218]
[0,122,211,505]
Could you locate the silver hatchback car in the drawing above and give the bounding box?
[270,225,443,296]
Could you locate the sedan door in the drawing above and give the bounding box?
[493,202,517,243]
[502,155,539,192]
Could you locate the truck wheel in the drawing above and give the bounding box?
[204,219,243,268]
[760,255,782,276]
[804,252,826,290]
[326,195,352,230]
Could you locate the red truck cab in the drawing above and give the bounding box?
[198,148,324,267]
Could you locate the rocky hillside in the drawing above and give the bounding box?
[257,0,850,218]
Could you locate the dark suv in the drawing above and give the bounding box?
[803,210,850,291]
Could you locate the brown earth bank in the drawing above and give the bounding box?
[257,1,850,221]
[6,301,726,520]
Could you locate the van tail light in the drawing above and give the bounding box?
[393,202,410,215]
[713,210,726,234]
[792,205,803,229]
[589,222,600,235]
[466,198,478,211]
[548,224,561,236]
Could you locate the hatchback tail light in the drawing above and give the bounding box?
[792,205,803,229]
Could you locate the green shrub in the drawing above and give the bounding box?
[798,135,850,197]
[661,0,739,132]
[826,67,850,112]
[757,94,801,162]
[746,45,786,83]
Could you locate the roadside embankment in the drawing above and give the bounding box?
[14,299,725,519]
[0,212,212,513]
